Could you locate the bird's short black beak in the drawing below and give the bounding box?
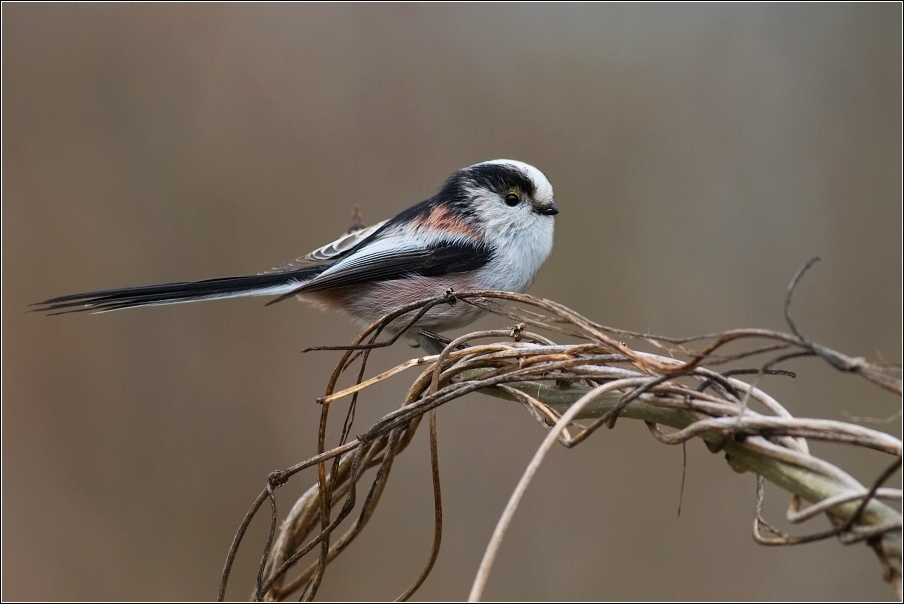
[536,201,559,216]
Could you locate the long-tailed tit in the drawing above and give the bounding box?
[34,159,558,333]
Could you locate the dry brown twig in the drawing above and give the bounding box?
[217,262,902,601]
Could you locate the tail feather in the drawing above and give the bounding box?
[33,266,325,315]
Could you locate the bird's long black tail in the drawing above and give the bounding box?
[32,266,326,315]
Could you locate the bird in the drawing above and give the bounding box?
[34,159,558,334]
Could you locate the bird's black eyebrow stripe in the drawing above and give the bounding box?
[461,164,537,196]
[388,163,539,223]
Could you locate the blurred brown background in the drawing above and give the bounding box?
[3,4,901,601]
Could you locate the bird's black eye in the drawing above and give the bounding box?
[504,192,521,206]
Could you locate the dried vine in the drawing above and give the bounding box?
[218,265,902,601]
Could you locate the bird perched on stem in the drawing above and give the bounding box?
[34,160,558,334]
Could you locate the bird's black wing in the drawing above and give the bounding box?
[266,238,492,304]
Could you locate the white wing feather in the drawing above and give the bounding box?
[304,220,389,261]
[261,220,390,275]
